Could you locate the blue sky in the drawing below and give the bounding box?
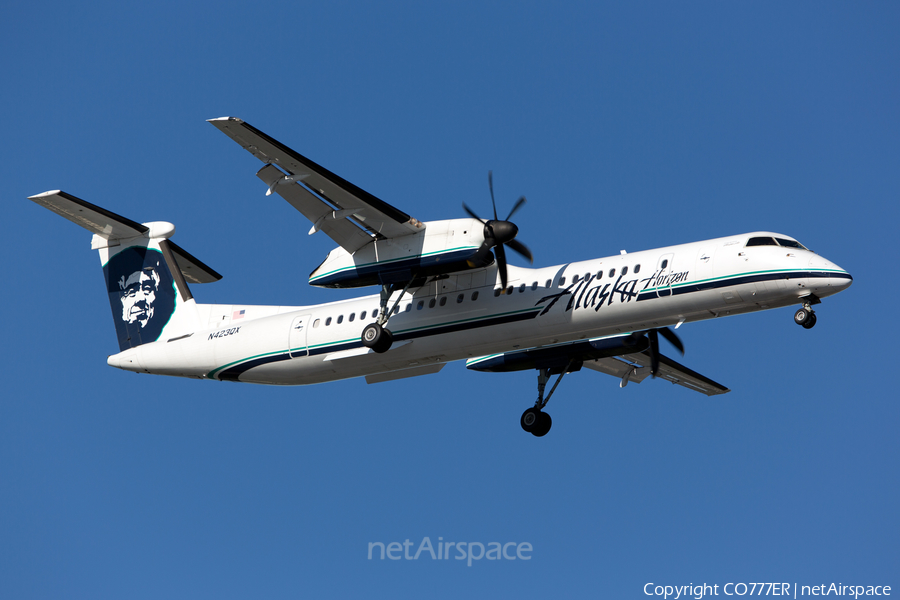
[2,2,897,598]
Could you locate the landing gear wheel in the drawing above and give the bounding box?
[520,408,540,432]
[361,323,393,353]
[531,412,552,437]
[794,308,811,326]
[802,312,817,329]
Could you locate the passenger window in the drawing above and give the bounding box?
[609,268,615,278]
[313,319,320,328]
[429,298,436,308]
[439,296,447,306]
[393,305,400,315]
[519,283,526,293]
[373,309,379,318]
[471,291,479,301]
[417,301,424,310]
[457,294,464,303]
[661,260,668,270]
[634,264,641,274]
[494,288,501,297]
[531,281,538,290]
[349,313,355,322]
[559,277,566,286]
[405,303,412,312]
[622,266,628,276]
[360,311,366,320]
[584,273,590,281]
[596,271,602,280]
[337,315,343,324]
[325,317,332,326]
[573,274,580,283]
[545,279,551,288]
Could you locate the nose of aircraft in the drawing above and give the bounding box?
[835,269,853,289]
[809,255,852,294]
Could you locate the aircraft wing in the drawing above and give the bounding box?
[583,352,730,396]
[209,117,425,254]
[466,334,730,397]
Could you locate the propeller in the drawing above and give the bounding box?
[462,171,533,290]
[629,327,685,377]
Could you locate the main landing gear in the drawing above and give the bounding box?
[361,322,393,353]
[520,359,579,438]
[361,277,418,353]
[794,296,820,330]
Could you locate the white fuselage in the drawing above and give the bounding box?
[107,231,851,385]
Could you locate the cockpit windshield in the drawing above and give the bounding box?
[775,238,809,250]
[746,236,809,251]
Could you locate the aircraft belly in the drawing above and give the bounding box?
[235,358,338,385]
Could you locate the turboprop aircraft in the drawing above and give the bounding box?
[29,117,853,437]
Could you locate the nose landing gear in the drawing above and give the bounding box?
[794,308,817,329]
[794,296,820,330]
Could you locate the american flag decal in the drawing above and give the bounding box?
[233,309,245,320]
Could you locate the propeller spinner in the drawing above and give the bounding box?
[462,171,533,290]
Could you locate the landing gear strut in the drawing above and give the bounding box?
[520,359,578,437]
[794,299,818,330]
[361,276,418,353]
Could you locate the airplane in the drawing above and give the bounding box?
[28,117,853,437]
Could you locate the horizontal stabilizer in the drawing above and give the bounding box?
[29,190,148,239]
[168,241,222,284]
[29,190,222,284]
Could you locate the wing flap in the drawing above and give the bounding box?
[256,164,373,253]
[209,117,425,252]
[584,352,730,396]
[582,356,652,384]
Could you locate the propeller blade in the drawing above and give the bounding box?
[506,239,533,263]
[648,329,660,377]
[462,202,485,224]
[658,326,685,355]
[467,172,533,280]
[506,196,527,220]
[466,243,495,268]
[488,170,498,220]
[495,242,508,290]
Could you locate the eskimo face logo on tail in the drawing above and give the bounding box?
[103,247,176,350]
[119,268,160,327]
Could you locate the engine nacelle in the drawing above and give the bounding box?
[309,218,488,288]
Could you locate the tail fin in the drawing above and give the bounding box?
[29,191,222,351]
